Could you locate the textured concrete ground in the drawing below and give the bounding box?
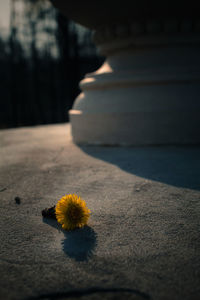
[0,124,200,300]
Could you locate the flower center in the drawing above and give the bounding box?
[67,205,82,222]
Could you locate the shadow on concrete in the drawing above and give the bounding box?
[25,287,151,300]
[43,218,97,261]
[80,146,200,190]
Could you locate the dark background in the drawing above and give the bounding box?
[0,0,104,129]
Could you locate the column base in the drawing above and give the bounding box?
[69,108,200,146]
[69,43,200,146]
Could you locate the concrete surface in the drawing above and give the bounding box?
[0,123,200,300]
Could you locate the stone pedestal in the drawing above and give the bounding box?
[52,1,200,145]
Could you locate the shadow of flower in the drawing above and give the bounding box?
[62,226,97,261]
[43,218,97,261]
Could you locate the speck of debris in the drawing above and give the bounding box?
[15,196,21,204]
[42,206,56,219]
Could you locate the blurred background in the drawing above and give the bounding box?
[0,0,104,129]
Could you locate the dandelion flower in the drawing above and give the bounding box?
[55,194,90,230]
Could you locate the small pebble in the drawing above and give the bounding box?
[15,196,21,204]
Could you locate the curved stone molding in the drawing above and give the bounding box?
[98,34,200,55]
[93,19,200,47]
[80,67,200,92]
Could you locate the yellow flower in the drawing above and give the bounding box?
[55,194,90,230]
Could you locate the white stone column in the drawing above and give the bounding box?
[50,0,200,145]
[69,20,200,145]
